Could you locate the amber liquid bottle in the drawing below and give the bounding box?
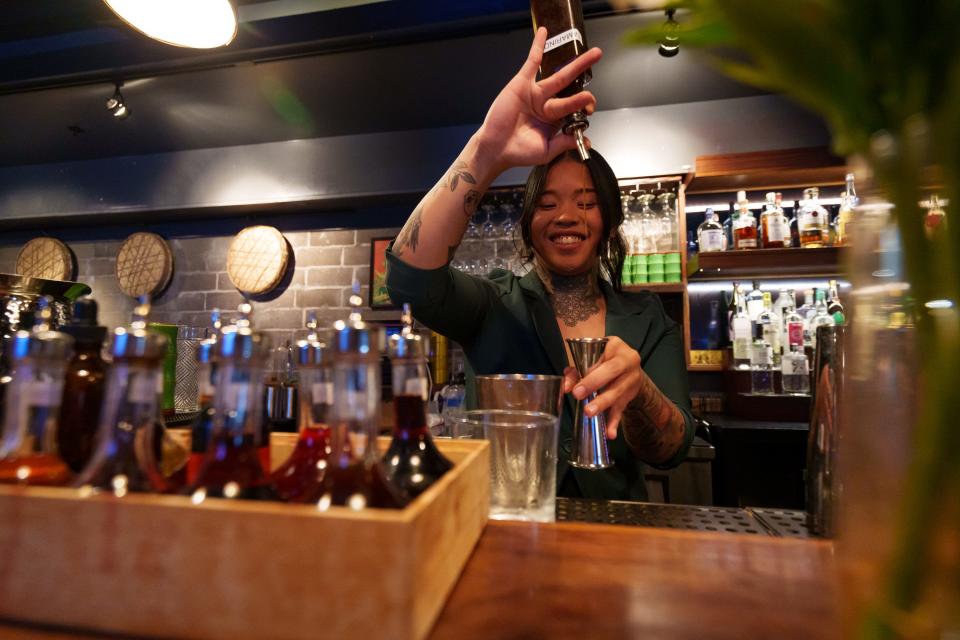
[311,306,406,511]
[0,300,74,486]
[189,308,278,502]
[531,0,592,159]
[272,329,331,502]
[383,320,452,500]
[57,298,107,474]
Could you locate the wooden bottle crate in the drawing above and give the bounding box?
[0,436,489,640]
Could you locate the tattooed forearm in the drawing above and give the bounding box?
[620,373,686,464]
[394,205,424,257]
[443,160,478,192]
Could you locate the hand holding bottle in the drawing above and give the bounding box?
[473,27,601,176]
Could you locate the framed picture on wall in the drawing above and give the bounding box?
[369,236,397,309]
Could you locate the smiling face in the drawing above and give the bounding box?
[529,159,604,276]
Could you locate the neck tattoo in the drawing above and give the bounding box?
[549,272,601,327]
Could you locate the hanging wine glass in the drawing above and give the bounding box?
[481,198,499,239]
[498,194,517,239]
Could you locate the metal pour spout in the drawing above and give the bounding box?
[563,111,590,161]
[566,337,612,470]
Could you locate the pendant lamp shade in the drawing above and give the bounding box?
[103,0,238,49]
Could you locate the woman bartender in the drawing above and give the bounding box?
[386,28,694,500]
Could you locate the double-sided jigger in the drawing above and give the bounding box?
[566,337,614,470]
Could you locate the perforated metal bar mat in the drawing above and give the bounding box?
[750,508,813,539]
[556,498,812,538]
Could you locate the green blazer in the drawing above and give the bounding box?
[385,250,695,501]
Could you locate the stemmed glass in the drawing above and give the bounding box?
[498,195,518,240]
[481,199,499,239]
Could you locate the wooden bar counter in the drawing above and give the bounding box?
[0,519,840,639]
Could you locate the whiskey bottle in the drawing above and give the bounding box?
[797,187,829,248]
[760,191,788,248]
[732,190,758,250]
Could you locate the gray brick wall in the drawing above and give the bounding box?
[0,223,526,338]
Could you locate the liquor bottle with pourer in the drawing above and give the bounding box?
[531,0,593,160]
[0,297,74,486]
[186,309,221,485]
[312,284,407,511]
[272,311,332,502]
[187,303,278,502]
[383,304,452,500]
[73,300,170,495]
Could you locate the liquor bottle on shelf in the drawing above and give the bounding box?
[745,280,765,322]
[797,288,818,348]
[73,300,171,495]
[749,334,774,395]
[697,208,725,253]
[263,339,298,434]
[772,287,792,323]
[760,191,789,248]
[789,200,801,248]
[187,309,221,485]
[530,0,592,160]
[383,305,453,500]
[783,299,806,353]
[732,190,758,250]
[807,290,836,350]
[706,300,722,350]
[313,286,407,510]
[440,355,466,437]
[756,292,782,368]
[731,285,752,370]
[272,312,332,502]
[0,298,74,486]
[782,345,811,395]
[57,297,107,474]
[833,173,858,246]
[827,280,846,325]
[723,206,734,249]
[188,303,278,501]
[797,187,830,248]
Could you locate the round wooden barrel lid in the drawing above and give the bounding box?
[115,232,174,299]
[16,237,75,281]
[227,225,289,295]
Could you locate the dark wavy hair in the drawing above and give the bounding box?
[518,148,626,291]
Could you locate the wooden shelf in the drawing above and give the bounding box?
[686,147,847,195]
[688,247,847,280]
[688,363,724,372]
[624,283,685,293]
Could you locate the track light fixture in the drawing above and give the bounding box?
[658,9,680,58]
[106,83,130,120]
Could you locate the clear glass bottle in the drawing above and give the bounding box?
[313,289,407,510]
[187,309,221,485]
[697,208,725,252]
[271,312,332,502]
[749,336,774,395]
[808,289,836,350]
[797,187,829,248]
[732,190,758,250]
[74,301,169,495]
[760,191,789,248]
[731,285,752,370]
[188,303,278,501]
[783,299,806,352]
[833,173,858,246]
[530,0,591,160]
[781,345,811,395]
[745,280,765,322]
[755,292,782,368]
[57,297,108,474]
[383,305,453,500]
[0,298,74,485]
[440,355,466,437]
[772,287,792,323]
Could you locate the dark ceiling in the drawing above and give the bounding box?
[0,1,766,168]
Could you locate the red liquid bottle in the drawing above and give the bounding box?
[383,305,452,500]
[311,288,406,511]
[0,298,74,486]
[188,303,278,502]
[272,312,331,502]
[531,0,593,160]
[73,301,169,495]
[187,310,221,485]
[57,298,108,474]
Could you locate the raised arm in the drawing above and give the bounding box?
[391,27,602,269]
